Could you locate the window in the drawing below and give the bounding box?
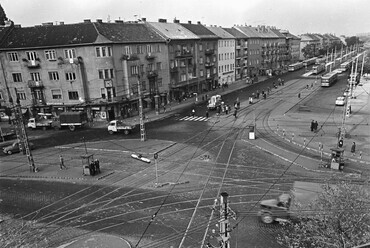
[180,74,187,82]
[200,70,204,77]
[140,64,144,74]
[124,46,132,55]
[130,66,138,76]
[8,52,19,62]
[65,72,76,81]
[155,44,161,52]
[101,88,106,99]
[199,44,203,51]
[26,51,37,61]
[64,49,76,59]
[148,63,153,71]
[30,72,41,81]
[180,60,185,67]
[199,57,203,64]
[48,71,59,81]
[98,69,114,79]
[68,91,79,100]
[16,90,26,100]
[51,89,62,99]
[157,78,162,87]
[137,45,143,54]
[156,62,162,70]
[96,46,112,57]
[146,45,152,53]
[45,50,56,60]
[141,81,146,91]
[12,73,23,82]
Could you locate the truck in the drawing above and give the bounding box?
[107,120,136,135]
[207,95,222,110]
[27,113,53,130]
[258,181,322,224]
[52,111,88,131]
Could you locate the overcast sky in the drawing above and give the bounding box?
[2,0,369,36]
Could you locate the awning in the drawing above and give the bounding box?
[143,98,152,103]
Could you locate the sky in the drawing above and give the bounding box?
[2,0,370,36]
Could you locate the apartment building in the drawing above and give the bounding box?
[147,19,200,101]
[179,21,219,92]
[280,30,301,63]
[0,20,168,120]
[206,26,235,86]
[299,33,320,60]
[223,27,249,81]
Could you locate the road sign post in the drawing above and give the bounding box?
[154,153,158,185]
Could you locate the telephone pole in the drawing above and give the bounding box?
[219,192,230,248]
[137,75,146,141]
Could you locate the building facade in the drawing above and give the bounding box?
[206,26,235,86]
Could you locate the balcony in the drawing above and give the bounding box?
[204,48,215,55]
[175,50,193,58]
[170,66,179,73]
[23,59,41,68]
[32,98,46,106]
[28,80,44,88]
[145,53,156,60]
[147,70,158,78]
[204,62,214,67]
[236,45,241,49]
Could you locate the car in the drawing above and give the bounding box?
[3,141,34,155]
[335,96,345,106]
[131,153,151,163]
[343,90,350,97]
[0,112,10,122]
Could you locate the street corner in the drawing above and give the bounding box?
[57,233,131,248]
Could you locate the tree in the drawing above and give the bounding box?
[345,36,362,48]
[0,4,7,26]
[278,180,370,248]
[301,44,317,59]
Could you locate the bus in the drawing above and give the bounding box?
[303,57,317,67]
[321,71,338,87]
[339,61,351,72]
[288,62,303,71]
[312,63,325,74]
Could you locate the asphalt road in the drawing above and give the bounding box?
[1,66,340,248]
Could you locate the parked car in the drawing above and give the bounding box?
[3,141,34,155]
[335,96,345,106]
[131,153,151,163]
[0,112,10,122]
[343,90,350,97]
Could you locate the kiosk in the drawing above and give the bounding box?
[330,148,344,170]
[249,125,256,140]
[81,154,94,176]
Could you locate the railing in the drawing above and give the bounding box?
[147,70,158,78]
[204,49,215,55]
[175,50,193,57]
[145,53,156,60]
[32,98,46,106]
[28,80,43,88]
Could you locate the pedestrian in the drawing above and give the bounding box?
[314,121,318,131]
[206,110,209,118]
[95,159,101,174]
[225,105,229,115]
[163,105,166,113]
[59,155,67,170]
[233,109,237,118]
[298,92,301,99]
[310,120,314,132]
[351,142,356,156]
[217,106,221,116]
[191,108,195,117]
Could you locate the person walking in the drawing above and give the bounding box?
[191,108,195,117]
[314,121,319,131]
[163,105,166,113]
[298,92,301,99]
[206,110,209,119]
[351,142,356,156]
[310,120,315,132]
[59,155,67,170]
[233,109,238,118]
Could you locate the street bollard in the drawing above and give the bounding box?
[292,133,294,141]
[283,129,285,137]
[277,124,279,132]
[303,138,306,146]
[359,151,362,159]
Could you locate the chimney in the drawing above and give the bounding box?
[42,22,53,26]
[174,19,180,23]
[14,24,21,28]
[84,19,91,23]
[158,18,167,23]
[59,21,64,25]
[96,19,103,23]
[188,21,192,24]
[197,21,201,25]
[115,20,123,23]
[141,17,146,22]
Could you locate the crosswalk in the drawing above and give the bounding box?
[176,116,210,122]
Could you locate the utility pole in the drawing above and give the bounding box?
[16,99,36,172]
[137,75,146,141]
[219,192,230,248]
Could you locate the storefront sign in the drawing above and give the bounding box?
[91,107,100,110]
